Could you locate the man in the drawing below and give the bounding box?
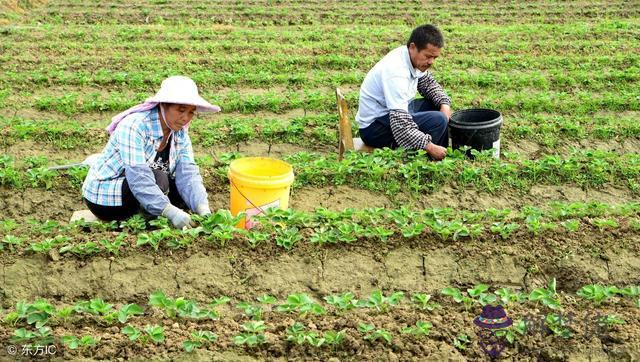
[356,24,452,160]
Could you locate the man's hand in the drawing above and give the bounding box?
[440,104,452,120]
[162,204,195,229]
[425,142,447,161]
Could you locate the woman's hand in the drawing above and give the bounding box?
[162,204,195,229]
[196,204,211,216]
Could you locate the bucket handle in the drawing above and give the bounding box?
[230,178,268,218]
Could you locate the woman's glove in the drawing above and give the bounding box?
[195,203,211,216]
[162,204,194,229]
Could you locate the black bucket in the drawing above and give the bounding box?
[449,108,502,159]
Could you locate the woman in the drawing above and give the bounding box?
[82,76,220,229]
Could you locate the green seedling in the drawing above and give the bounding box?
[5,299,55,328]
[61,335,99,349]
[323,330,346,347]
[277,293,325,317]
[2,234,24,251]
[490,222,519,239]
[55,306,75,323]
[0,219,18,233]
[149,291,217,319]
[618,286,640,297]
[29,235,69,253]
[11,326,54,346]
[598,315,625,329]
[0,166,22,188]
[183,330,218,352]
[529,278,562,310]
[29,219,61,234]
[402,321,432,336]
[149,217,170,229]
[66,166,88,187]
[592,218,618,231]
[122,324,165,344]
[358,323,392,344]
[209,296,231,308]
[286,322,325,346]
[59,241,101,256]
[236,302,263,320]
[74,298,113,316]
[246,230,270,248]
[120,214,147,232]
[325,292,358,311]
[24,155,48,168]
[495,288,527,305]
[136,230,167,250]
[400,223,426,238]
[275,227,302,250]
[453,334,470,350]
[560,219,580,232]
[357,290,404,313]
[577,285,620,305]
[410,293,439,311]
[441,287,473,310]
[117,303,144,324]
[100,233,126,255]
[233,320,267,346]
[545,313,572,338]
[257,294,277,304]
[496,319,527,344]
[442,284,495,308]
[26,167,57,189]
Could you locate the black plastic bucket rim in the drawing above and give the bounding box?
[449,108,502,130]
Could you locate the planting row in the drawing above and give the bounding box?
[1,281,637,355]
[26,1,637,26]
[3,20,635,44]
[1,148,639,194]
[2,111,639,152]
[1,199,639,256]
[2,86,636,117]
[3,61,637,93]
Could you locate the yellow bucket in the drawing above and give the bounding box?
[228,157,294,229]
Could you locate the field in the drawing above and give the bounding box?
[1,0,639,360]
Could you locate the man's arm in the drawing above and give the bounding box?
[389,109,431,150]
[417,73,452,113]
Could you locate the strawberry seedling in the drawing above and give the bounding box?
[61,335,99,349]
[234,321,267,347]
[402,321,432,336]
[183,331,218,352]
[358,323,392,344]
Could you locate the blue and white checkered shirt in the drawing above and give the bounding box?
[82,107,207,215]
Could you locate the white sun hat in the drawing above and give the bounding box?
[146,75,221,113]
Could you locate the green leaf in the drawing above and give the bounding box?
[118,303,144,324]
[183,340,201,352]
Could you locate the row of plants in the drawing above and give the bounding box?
[4,19,634,44]
[1,147,639,194]
[2,280,637,352]
[2,110,638,153]
[1,199,639,256]
[27,3,633,26]
[4,32,635,63]
[18,85,637,116]
[2,61,637,97]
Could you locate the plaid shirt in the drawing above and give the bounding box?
[389,73,451,150]
[82,107,196,208]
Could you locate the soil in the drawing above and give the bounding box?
[0,227,639,361]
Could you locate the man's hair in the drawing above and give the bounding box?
[407,24,444,50]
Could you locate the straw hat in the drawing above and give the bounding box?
[147,76,220,113]
[474,305,513,329]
